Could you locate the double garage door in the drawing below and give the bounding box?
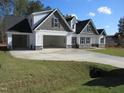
[43,35,66,48]
[12,35,29,49]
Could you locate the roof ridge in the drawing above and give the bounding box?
[32,9,55,15]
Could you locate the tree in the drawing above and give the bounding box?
[118,17,124,35]
[13,0,28,16]
[27,0,44,14]
[0,0,14,16]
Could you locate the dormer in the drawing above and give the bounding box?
[65,15,77,32]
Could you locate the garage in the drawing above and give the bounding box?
[12,35,29,49]
[43,35,66,48]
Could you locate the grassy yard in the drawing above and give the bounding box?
[91,48,124,57]
[0,51,124,93]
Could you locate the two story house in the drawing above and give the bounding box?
[5,9,106,50]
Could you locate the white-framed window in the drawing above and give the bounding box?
[87,25,92,32]
[72,24,75,29]
[100,38,104,44]
[72,37,77,44]
[52,18,60,27]
[86,37,91,44]
[80,37,91,44]
[80,37,85,44]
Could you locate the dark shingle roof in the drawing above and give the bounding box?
[9,18,32,33]
[97,29,106,35]
[65,16,74,22]
[97,29,103,34]
[4,16,26,31]
[76,19,90,34]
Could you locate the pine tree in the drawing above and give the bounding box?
[118,17,124,35]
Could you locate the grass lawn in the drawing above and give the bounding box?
[0,51,124,93]
[90,48,124,57]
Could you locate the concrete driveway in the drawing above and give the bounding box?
[10,48,124,68]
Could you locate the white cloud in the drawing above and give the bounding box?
[105,25,110,28]
[88,12,95,17]
[97,6,112,15]
[71,14,78,19]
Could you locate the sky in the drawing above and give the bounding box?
[41,0,124,35]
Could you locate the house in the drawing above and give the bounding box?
[5,9,106,50]
[106,35,117,47]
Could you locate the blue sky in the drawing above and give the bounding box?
[41,0,124,35]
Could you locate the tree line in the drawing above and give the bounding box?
[0,0,51,16]
[0,0,51,44]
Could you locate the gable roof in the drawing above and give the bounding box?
[65,16,74,22]
[76,19,90,34]
[97,29,107,36]
[9,18,32,33]
[76,19,99,34]
[34,9,72,31]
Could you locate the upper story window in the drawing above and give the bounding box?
[52,18,60,28]
[72,24,75,29]
[87,25,92,32]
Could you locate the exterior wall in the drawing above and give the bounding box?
[77,32,99,48]
[106,36,117,47]
[36,11,71,31]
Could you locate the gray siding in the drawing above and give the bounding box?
[36,11,71,31]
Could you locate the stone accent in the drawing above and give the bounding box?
[79,44,91,48]
[66,45,72,48]
[35,46,43,50]
[99,44,105,48]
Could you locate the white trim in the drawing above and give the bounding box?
[31,9,54,15]
[34,9,57,30]
[56,9,72,31]
[34,9,72,31]
[100,29,107,36]
[80,19,99,35]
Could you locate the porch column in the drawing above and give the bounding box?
[7,32,12,49]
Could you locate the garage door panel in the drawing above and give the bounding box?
[12,35,29,49]
[43,36,66,48]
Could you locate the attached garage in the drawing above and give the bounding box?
[12,35,29,49]
[43,35,66,48]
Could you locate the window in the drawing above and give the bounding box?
[72,37,77,44]
[87,25,92,32]
[100,38,104,44]
[53,18,60,27]
[80,37,91,44]
[86,37,91,44]
[72,24,75,29]
[80,37,85,44]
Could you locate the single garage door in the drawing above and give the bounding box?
[43,35,66,48]
[12,35,29,49]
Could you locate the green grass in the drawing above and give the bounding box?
[90,48,124,57]
[0,51,124,93]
